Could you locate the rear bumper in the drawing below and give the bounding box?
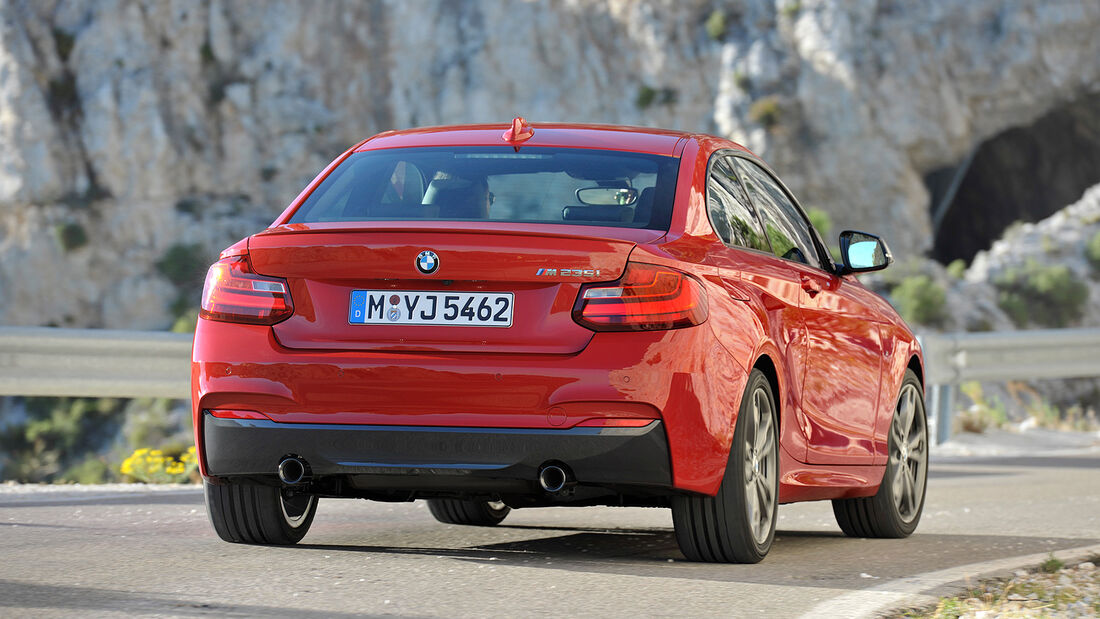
[203,414,673,492]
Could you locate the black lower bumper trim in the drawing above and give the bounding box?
[203,414,672,490]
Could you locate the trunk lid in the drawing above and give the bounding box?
[248,222,658,354]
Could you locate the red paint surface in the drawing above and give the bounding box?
[193,121,922,502]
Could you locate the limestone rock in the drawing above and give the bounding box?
[1,0,1099,328]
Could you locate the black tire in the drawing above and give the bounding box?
[671,369,779,563]
[204,481,317,545]
[833,369,928,538]
[426,499,511,526]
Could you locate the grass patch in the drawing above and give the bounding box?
[1039,553,1064,573]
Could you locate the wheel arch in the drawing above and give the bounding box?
[906,355,924,387]
[752,354,781,433]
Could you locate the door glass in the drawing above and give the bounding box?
[706,157,770,252]
[734,159,821,269]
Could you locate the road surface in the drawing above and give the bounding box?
[2,449,1098,617]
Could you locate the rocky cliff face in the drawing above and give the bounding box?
[1,0,1098,329]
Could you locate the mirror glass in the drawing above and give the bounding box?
[847,241,881,269]
[576,187,638,206]
[840,231,890,271]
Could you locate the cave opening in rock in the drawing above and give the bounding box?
[926,94,1100,264]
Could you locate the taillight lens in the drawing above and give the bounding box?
[573,262,708,331]
[200,256,293,325]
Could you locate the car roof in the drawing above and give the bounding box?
[355,122,699,157]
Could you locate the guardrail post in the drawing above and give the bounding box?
[927,383,955,445]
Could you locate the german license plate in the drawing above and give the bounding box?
[349,291,514,327]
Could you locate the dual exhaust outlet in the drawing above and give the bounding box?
[277,456,310,485]
[278,456,572,493]
[538,464,570,493]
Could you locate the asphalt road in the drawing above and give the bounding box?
[2,451,1098,618]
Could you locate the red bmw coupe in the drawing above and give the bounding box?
[193,119,927,563]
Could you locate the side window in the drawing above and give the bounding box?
[706,156,770,252]
[735,159,821,269]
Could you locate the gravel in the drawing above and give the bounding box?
[894,557,1100,618]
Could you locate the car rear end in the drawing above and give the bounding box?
[192,126,726,507]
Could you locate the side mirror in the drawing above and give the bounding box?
[838,230,892,274]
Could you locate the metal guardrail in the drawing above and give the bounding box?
[2,326,1098,443]
[920,328,1100,443]
[0,327,192,399]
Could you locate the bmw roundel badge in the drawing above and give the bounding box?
[416,250,439,274]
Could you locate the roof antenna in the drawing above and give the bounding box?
[502,117,534,150]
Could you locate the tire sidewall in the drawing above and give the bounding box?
[875,371,928,537]
[724,369,779,560]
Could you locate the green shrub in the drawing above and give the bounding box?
[946,259,967,280]
[171,309,198,334]
[733,70,751,92]
[635,85,677,109]
[60,456,111,484]
[199,42,216,66]
[780,1,802,18]
[54,222,87,251]
[0,397,127,482]
[174,197,201,215]
[748,96,782,129]
[806,207,832,239]
[994,260,1088,328]
[1086,229,1100,272]
[156,243,209,288]
[890,275,947,327]
[705,9,728,41]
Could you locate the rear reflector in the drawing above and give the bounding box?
[573,262,708,331]
[575,418,656,428]
[200,256,293,325]
[208,409,272,421]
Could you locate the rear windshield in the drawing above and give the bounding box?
[288,146,680,230]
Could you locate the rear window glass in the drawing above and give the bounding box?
[288,147,680,230]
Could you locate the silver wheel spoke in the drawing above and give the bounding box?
[743,384,776,545]
[890,383,927,523]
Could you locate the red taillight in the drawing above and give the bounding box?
[200,256,293,325]
[573,262,708,331]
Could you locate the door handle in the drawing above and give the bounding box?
[800,275,821,297]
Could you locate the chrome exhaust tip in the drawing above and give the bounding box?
[277,457,309,485]
[538,465,568,493]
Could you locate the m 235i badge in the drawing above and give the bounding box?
[535,268,601,277]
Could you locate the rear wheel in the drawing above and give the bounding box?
[427,499,511,526]
[672,369,778,563]
[832,369,928,538]
[204,481,317,544]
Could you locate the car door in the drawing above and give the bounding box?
[704,154,811,460]
[734,158,883,466]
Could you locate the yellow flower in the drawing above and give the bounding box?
[120,458,134,476]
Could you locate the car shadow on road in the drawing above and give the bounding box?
[296,525,1097,588]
